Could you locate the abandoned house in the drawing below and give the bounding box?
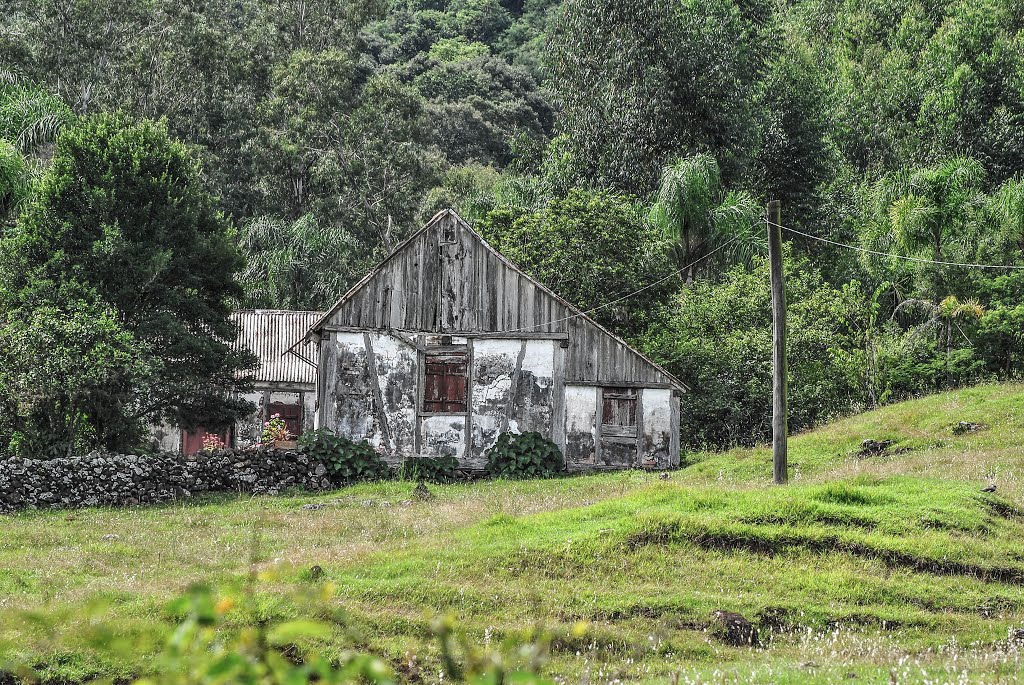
[300,209,686,470]
[154,309,323,454]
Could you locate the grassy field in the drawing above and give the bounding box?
[3,383,1024,683]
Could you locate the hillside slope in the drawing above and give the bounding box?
[3,384,1024,684]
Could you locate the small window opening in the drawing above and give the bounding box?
[267,402,303,438]
[423,352,468,413]
[602,387,637,427]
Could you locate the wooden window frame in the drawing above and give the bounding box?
[266,401,303,439]
[421,350,469,414]
[602,387,638,427]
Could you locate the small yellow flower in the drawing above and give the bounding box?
[215,597,236,614]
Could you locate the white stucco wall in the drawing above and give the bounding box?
[469,339,555,465]
[366,333,418,455]
[564,385,598,468]
[640,388,673,467]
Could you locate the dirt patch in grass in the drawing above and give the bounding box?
[690,530,1024,584]
[623,519,1024,585]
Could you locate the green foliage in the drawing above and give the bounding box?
[0,293,155,456]
[140,584,398,685]
[239,214,365,310]
[398,455,459,483]
[650,153,763,280]
[0,139,30,223]
[299,429,390,483]
[649,253,869,449]
[485,431,563,479]
[0,113,256,449]
[0,73,73,154]
[478,189,673,333]
[549,0,758,194]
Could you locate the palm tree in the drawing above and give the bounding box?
[239,214,366,310]
[649,153,761,281]
[869,156,986,301]
[0,70,73,155]
[0,71,74,225]
[894,295,985,388]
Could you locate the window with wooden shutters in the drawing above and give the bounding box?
[423,352,468,413]
[602,387,637,427]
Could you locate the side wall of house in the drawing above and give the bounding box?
[319,332,558,468]
[318,330,680,470]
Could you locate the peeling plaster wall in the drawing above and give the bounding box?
[235,391,264,447]
[329,332,379,447]
[470,339,554,464]
[421,415,466,459]
[641,389,673,468]
[564,385,597,468]
[366,333,418,459]
[323,332,419,463]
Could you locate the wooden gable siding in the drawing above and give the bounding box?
[321,211,681,388]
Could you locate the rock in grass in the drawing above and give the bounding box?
[412,481,435,502]
[710,610,758,647]
[302,503,324,511]
[954,421,985,435]
[859,439,894,457]
[309,564,324,581]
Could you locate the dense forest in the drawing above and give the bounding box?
[2,0,1024,454]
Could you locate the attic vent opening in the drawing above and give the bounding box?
[441,222,457,244]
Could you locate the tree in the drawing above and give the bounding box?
[0,73,75,225]
[239,214,366,310]
[0,141,30,225]
[0,114,256,444]
[862,156,987,301]
[0,291,155,456]
[750,35,835,226]
[645,253,868,449]
[0,70,73,155]
[548,0,758,195]
[649,154,762,282]
[478,189,673,334]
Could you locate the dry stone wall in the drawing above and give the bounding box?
[0,449,332,513]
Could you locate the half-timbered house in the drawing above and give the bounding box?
[303,209,685,470]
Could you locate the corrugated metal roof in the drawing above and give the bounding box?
[231,310,323,386]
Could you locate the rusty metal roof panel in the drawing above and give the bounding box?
[231,310,323,386]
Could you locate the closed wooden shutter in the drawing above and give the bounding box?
[602,388,638,427]
[423,352,468,413]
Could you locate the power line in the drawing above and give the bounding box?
[512,230,750,332]
[771,220,1024,271]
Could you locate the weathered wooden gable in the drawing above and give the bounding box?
[314,210,683,390]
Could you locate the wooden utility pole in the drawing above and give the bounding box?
[766,200,788,484]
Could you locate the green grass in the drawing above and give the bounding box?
[4,383,1024,683]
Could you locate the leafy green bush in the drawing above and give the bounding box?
[2,578,564,685]
[485,432,563,479]
[398,455,459,483]
[298,430,389,484]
